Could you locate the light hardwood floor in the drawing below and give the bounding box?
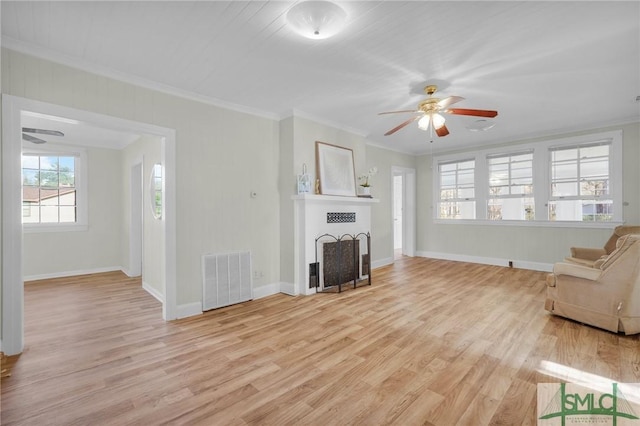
[1,257,639,425]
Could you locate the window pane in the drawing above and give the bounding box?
[488,198,534,220]
[581,145,608,159]
[439,201,475,219]
[40,188,59,204]
[22,203,39,223]
[41,156,59,171]
[438,159,475,212]
[549,199,613,222]
[552,149,577,162]
[59,206,76,223]
[488,152,533,199]
[458,188,475,199]
[59,189,76,206]
[40,205,59,223]
[552,181,578,197]
[21,154,80,225]
[22,155,39,169]
[59,171,75,187]
[580,180,608,196]
[59,156,75,172]
[22,170,39,186]
[40,170,59,187]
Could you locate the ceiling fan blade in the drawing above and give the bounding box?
[23,133,47,144]
[444,108,498,118]
[435,124,450,137]
[22,127,65,137]
[437,96,464,109]
[378,109,418,115]
[384,116,420,136]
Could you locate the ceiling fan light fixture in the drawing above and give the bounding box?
[432,113,446,129]
[417,115,431,131]
[286,1,347,40]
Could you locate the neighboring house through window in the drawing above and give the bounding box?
[22,148,87,232]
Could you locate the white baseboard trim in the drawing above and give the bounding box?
[253,282,281,299]
[279,282,296,296]
[23,266,124,282]
[372,257,394,269]
[416,251,553,272]
[142,281,164,303]
[176,302,202,319]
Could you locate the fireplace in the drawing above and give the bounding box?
[291,193,378,296]
[310,233,371,292]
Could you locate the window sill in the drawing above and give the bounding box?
[432,219,623,229]
[23,223,88,233]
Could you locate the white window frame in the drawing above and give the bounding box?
[487,150,535,221]
[432,130,623,227]
[22,145,88,233]
[437,158,476,220]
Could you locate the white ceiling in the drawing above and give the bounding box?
[2,1,639,154]
[21,111,142,150]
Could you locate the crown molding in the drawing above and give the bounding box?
[1,37,280,122]
[281,108,369,138]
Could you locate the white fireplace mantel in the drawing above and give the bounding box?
[291,194,379,295]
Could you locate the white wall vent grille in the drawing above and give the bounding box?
[202,251,253,311]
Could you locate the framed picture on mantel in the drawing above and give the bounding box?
[315,141,357,197]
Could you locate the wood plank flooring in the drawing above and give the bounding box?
[1,257,639,425]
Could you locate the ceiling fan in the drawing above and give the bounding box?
[379,85,498,137]
[22,127,64,144]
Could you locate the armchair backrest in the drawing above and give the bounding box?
[598,234,638,270]
[598,234,640,317]
[603,225,640,254]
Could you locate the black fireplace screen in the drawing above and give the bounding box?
[312,232,371,293]
[323,239,359,287]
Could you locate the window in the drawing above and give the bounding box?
[487,151,534,220]
[438,159,475,219]
[549,142,612,222]
[433,130,622,225]
[22,149,87,231]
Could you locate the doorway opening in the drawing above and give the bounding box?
[2,95,177,356]
[391,166,416,261]
[393,174,403,259]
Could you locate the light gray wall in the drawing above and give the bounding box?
[2,48,281,307]
[22,146,123,278]
[365,145,416,264]
[416,122,640,267]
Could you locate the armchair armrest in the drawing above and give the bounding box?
[570,247,606,261]
[553,262,602,281]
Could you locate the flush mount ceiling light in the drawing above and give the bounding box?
[466,119,497,132]
[286,1,347,40]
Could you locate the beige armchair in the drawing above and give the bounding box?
[565,225,640,267]
[545,234,640,334]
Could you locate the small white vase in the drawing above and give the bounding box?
[359,186,371,196]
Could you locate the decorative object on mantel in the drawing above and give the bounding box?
[358,166,378,197]
[297,163,311,194]
[316,141,357,197]
[315,179,320,194]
